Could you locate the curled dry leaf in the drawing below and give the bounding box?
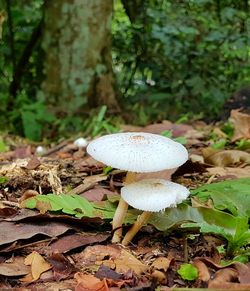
[21,251,51,282]
[230,109,250,141]
[203,148,250,166]
[208,267,250,290]
[192,259,210,282]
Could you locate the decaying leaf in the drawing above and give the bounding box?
[208,268,250,289]
[0,257,30,277]
[114,249,148,275]
[203,148,250,166]
[21,251,51,282]
[50,233,110,253]
[0,221,71,247]
[192,259,210,282]
[48,253,76,280]
[75,245,147,276]
[230,110,250,141]
[74,273,109,291]
[151,257,172,272]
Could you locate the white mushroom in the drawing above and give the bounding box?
[74,137,88,148]
[87,132,188,243]
[121,179,190,245]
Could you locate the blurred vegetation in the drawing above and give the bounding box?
[0,0,249,140]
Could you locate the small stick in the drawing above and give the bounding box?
[1,200,19,207]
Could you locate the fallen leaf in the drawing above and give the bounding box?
[114,249,148,275]
[230,110,250,141]
[193,259,210,282]
[48,253,76,280]
[0,221,71,247]
[95,265,122,280]
[25,157,41,170]
[81,187,117,202]
[74,273,109,291]
[151,257,172,272]
[203,149,250,166]
[0,257,30,276]
[50,233,110,253]
[207,166,250,178]
[21,251,51,282]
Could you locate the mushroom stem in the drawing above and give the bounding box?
[111,172,136,243]
[121,211,152,246]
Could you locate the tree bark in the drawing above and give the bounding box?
[41,0,119,116]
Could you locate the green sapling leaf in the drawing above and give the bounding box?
[177,263,198,281]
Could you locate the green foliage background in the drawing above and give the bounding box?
[0,0,249,140]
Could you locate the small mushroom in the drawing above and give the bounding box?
[121,178,190,245]
[87,132,188,243]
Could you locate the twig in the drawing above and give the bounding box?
[1,200,19,207]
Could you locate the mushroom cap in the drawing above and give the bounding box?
[87,132,188,172]
[121,179,189,212]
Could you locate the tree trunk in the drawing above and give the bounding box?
[41,0,119,116]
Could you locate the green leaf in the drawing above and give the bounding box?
[21,194,96,217]
[0,140,8,152]
[0,176,8,184]
[191,178,250,216]
[177,264,198,281]
[182,216,250,255]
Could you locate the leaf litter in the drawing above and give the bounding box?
[0,111,249,290]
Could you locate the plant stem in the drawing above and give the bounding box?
[111,171,136,243]
[122,211,152,246]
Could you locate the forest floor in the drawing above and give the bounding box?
[0,109,249,290]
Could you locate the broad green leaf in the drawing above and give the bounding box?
[182,216,250,255]
[149,204,238,232]
[21,194,95,217]
[177,264,198,281]
[191,178,250,216]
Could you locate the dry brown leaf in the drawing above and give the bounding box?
[0,257,30,277]
[193,259,210,282]
[207,166,250,178]
[74,273,109,291]
[230,109,250,141]
[208,267,250,289]
[0,221,71,247]
[203,149,250,166]
[190,154,205,164]
[50,233,110,253]
[151,270,166,283]
[21,251,51,282]
[114,249,148,275]
[25,157,41,170]
[151,257,172,272]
